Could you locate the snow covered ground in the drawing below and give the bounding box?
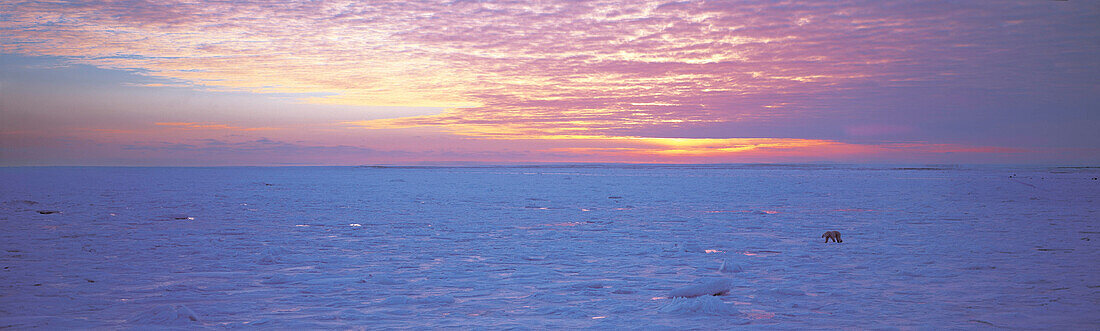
[1,165,1097,329]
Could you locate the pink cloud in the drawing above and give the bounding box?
[6,1,1087,135]
[2,1,1095,164]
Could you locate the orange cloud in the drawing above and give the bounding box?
[542,137,855,160]
[2,1,1092,164]
[6,0,1057,137]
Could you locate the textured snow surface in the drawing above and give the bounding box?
[669,278,732,298]
[129,304,201,326]
[659,296,743,317]
[1,165,1098,329]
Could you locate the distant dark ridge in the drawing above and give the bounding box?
[891,167,951,171]
[355,163,850,170]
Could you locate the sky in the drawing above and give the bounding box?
[1,0,1098,165]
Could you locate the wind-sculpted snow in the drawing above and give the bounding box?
[659,296,743,317]
[128,305,201,326]
[668,278,732,298]
[0,165,1097,328]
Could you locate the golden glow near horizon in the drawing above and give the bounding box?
[1,0,1094,164]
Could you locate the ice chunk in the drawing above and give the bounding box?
[681,242,705,253]
[659,296,742,316]
[257,246,293,265]
[661,244,681,252]
[165,214,193,220]
[257,250,280,265]
[129,305,200,325]
[669,278,732,298]
[661,242,705,253]
[719,258,744,273]
[258,254,278,265]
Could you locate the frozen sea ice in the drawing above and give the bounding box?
[719,258,744,273]
[669,278,733,298]
[129,305,200,326]
[659,296,742,316]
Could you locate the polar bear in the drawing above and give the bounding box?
[822,231,842,243]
